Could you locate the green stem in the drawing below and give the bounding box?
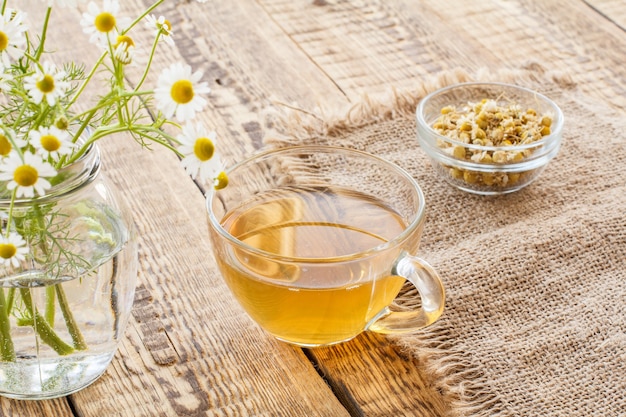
[71,89,153,123]
[3,190,17,240]
[67,51,107,108]
[68,106,99,147]
[67,122,183,164]
[0,289,16,362]
[45,286,56,326]
[35,8,53,61]
[122,0,164,35]
[9,96,31,134]
[134,35,160,91]
[19,288,74,356]
[5,288,15,314]
[55,285,87,351]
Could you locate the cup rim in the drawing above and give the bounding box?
[416,81,564,153]
[206,145,426,263]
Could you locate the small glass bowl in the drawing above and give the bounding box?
[416,82,564,195]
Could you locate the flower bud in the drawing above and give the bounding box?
[55,117,70,130]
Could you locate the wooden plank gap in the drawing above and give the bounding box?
[66,396,80,417]
[303,348,365,417]
[582,0,626,32]
[254,0,351,101]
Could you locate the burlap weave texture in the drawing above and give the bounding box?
[264,66,626,416]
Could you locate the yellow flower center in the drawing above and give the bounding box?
[36,74,55,93]
[0,243,17,260]
[13,165,38,187]
[0,134,12,156]
[170,80,194,104]
[115,35,134,50]
[159,19,172,33]
[41,134,61,152]
[214,171,228,190]
[95,12,116,33]
[0,31,8,52]
[193,137,214,161]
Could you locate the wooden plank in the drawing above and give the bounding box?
[385,0,626,109]
[6,0,626,415]
[161,1,454,413]
[133,0,351,166]
[308,333,451,417]
[2,2,351,416]
[0,398,74,417]
[257,0,459,100]
[106,0,625,414]
[101,137,353,416]
[261,0,626,109]
[68,138,351,417]
[584,0,626,29]
[131,1,625,416]
[211,1,626,415]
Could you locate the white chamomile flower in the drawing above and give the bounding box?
[0,128,26,158]
[0,232,29,268]
[177,123,224,183]
[80,0,131,46]
[113,34,136,64]
[24,61,70,106]
[154,63,210,122]
[0,66,13,92]
[144,15,174,46]
[0,151,57,198]
[0,9,28,67]
[43,0,86,8]
[29,126,76,160]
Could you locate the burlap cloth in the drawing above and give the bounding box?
[262,66,626,417]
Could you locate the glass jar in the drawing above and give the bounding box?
[0,143,137,399]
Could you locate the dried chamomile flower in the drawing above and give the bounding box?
[432,98,554,189]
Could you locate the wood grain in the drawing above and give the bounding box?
[66,136,352,417]
[0,398,75,417]
[2,0,625,416]
[585,0,626,29]
[3,2,349,416]
[307,332,451,417]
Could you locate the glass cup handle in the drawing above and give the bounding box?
[367,253,446,334]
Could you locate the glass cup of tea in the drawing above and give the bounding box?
[206,146,445,347]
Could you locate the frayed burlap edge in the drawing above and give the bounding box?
[261,63,577,417]
[263,63,575,151]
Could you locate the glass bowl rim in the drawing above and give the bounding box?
[416,81,564,153]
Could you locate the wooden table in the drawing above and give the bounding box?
[4,1,625,416]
